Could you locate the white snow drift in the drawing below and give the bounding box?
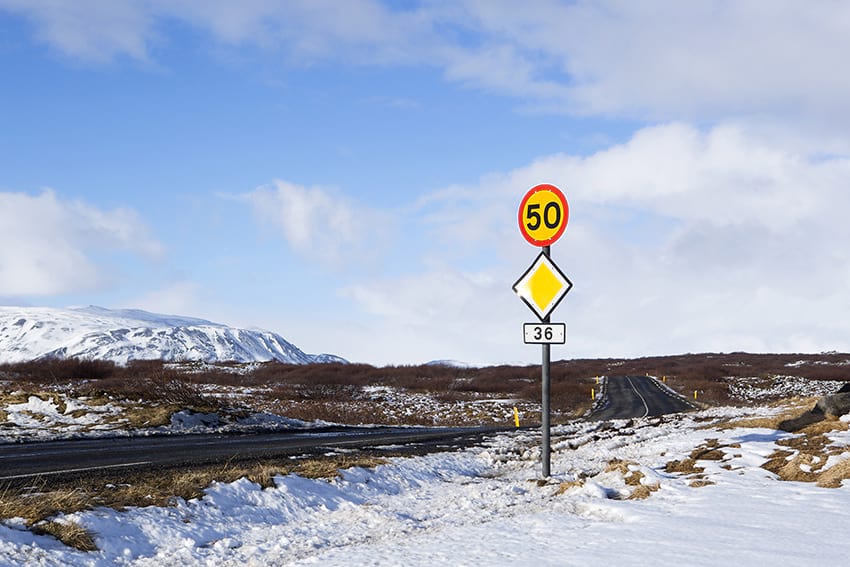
[2,405,850,565]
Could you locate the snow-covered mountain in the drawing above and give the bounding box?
[0,306,346,365]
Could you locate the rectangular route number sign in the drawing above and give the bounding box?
[523,323,566,345]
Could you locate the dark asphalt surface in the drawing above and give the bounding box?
[590,375,696,420]
[0,426,505,484]
[1,377,695,483]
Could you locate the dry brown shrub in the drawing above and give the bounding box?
[761,449,794,475]
[1,359,116,386]
[604,458,634,476]
[556,479,585,494]
[628,483,660,500]
[32,520,97,552]
[776,453,821,482]
[777,433,830,454]
[244,465,281,489]
[624,472,643,486]
[817,460,850,488]
[716,400,821,432]
[117,404,182,428]
[0,486,89,525]
[690,448,725,461]
[665,458,704,475]
[686,439,727,461]
[295,456,388,479]
[0,392,32,406]
[603,459,650,489]
[799,418,848,436]
[689,479,716,488]
[759,424,850,486]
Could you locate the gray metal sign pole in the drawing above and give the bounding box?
[541,245,552,478]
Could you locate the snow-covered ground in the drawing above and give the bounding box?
[2,403,850,566]
[0,392,312,442]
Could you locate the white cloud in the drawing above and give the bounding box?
[339,268,530,365]
[337,122,850,363]
[0,189,163,296]
[450,1,850,122]
[0,0,155,63]
[0,0,426,65]
[243,180,392,270]
[8,1,850,126]
[125,280,202,318]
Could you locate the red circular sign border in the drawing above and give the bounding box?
[517,183,569,247]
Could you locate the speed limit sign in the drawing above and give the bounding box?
[518,184,569,247]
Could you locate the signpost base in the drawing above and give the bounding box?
[541,244,552,478]
[541,341,551,479]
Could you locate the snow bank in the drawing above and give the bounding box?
[3,406,850,565]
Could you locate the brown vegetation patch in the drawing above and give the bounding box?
[816,459,850,488]
[32,520,97,552]
[0,391,35,406]
[624,470,644,486]
[688,439,725,461]
[714,416,784,431]
[116,404,182,429]
[688,479,716,488]
[775,453,821,483]
[798,418,848,436]
[761,450,795,476]
[556,479,585,494]
[0,486,89,525]
[777,432,830,453]
[691,448,725,461]
[600,458,660,498]
[760,425,850,487]
[665,439,743,482]
[294,455,388,479]
[0,391,67,414]
[628,483,660,500]
[0,354,847,430]
[715,401,819,432]
[604,458,635,476]
[664,458,704,475]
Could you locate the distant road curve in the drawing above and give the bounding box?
[0,426,505,485]
[591,375,696,420]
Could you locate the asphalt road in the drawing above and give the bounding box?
[590,375,696,420]
[1,377,695,483]
[0,426,504,484]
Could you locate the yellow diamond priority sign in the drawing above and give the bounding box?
[512,252,573,321]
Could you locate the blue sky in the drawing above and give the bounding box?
[2,1,850,365]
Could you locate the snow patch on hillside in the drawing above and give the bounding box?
[0,306,344,365]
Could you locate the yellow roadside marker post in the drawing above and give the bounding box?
[513,407,520,428]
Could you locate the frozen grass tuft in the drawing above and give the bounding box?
[32,520,97,552]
